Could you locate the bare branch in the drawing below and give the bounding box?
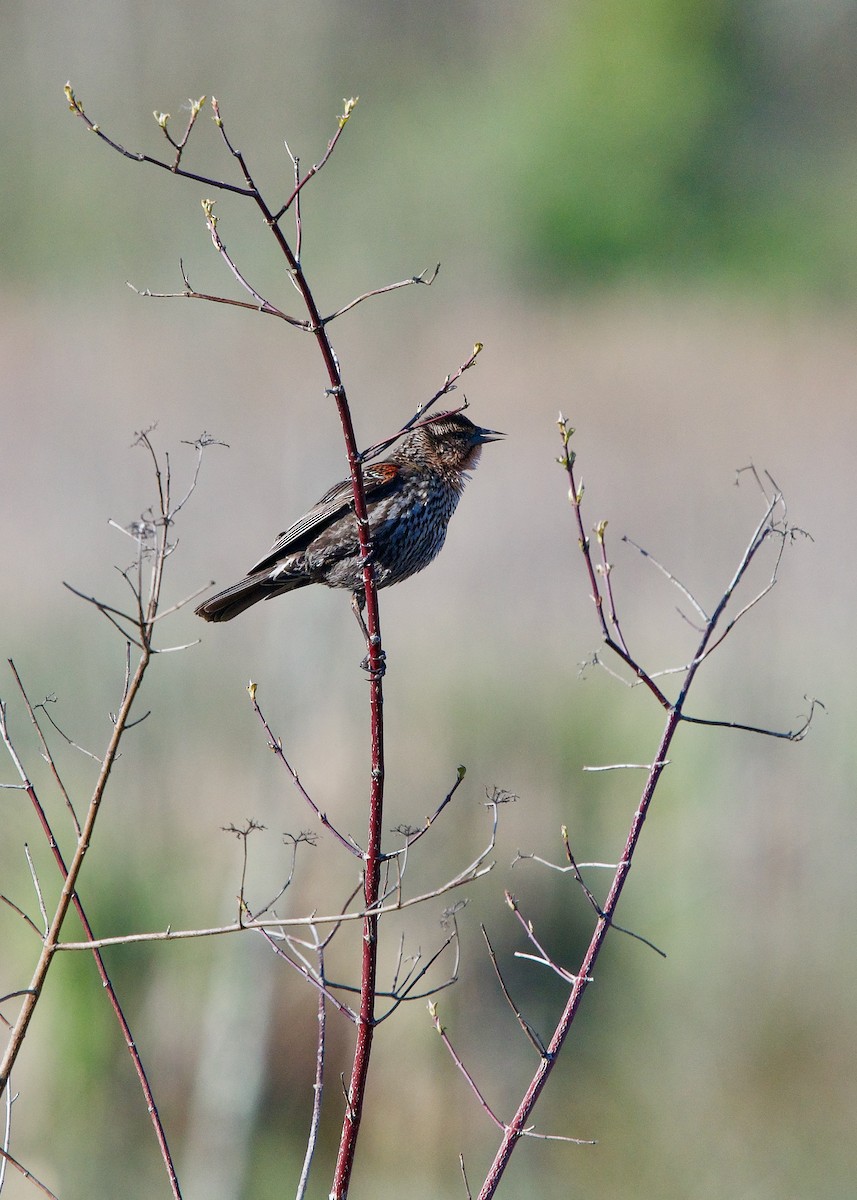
[54,801,502,951]
[249,685,362,857]
[322,264,440,325]
[33,694,102,769]
[8,661,87,827]
[65,84,253,197]
[23,846,48,934]
[0,1146,60,1200]
[387,764,467,854]
[505,892,580,986]
[199,198,305,324]
[594,519,631,655]
[62,581,146,646]
[678,702,820,742]
[0,895,42,940]
[271,96,360,222]
[481,925,546,1056]
[296,938,327,1200]
[429,1001,505,1131]
[360,343,485,463]
[622,534,710,622]
[581,760,671,772]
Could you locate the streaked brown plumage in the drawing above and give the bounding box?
[195,411,502,623]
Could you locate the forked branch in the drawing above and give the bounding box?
[468,420,813,1198]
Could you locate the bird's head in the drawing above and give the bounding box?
[397,410,504,476]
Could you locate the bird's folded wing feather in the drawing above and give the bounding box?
[247,462,401,574]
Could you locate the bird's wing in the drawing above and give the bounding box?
[246,462,401,574]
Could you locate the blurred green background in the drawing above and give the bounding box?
[1,2,854,1198]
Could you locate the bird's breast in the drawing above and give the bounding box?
[368,475,460,585]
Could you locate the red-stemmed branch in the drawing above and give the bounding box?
[0,432,218,1198]
[62,86,483,1196]
[459,417,816,1198]
[0,668,182,1199]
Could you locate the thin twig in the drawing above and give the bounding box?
[474,423,808,1199]
[388,764,467,853]
[622,535,709,622]
[581,761,670,772]
[505,892,579,986]
[33,693,101,770]
[0,895,42,940]
[428,1002,505,1130]
[8,668,85,829]
[249,686,361,857]
[595,520,631,655]
[65,84,253,197]
[0,1146,60,1200]
[199,198,304,325]
[296,938,327,1200]
[23,845,48,933]
[360,344,484,463]
[481,925,546,1056]
[271,96,359,222]
[321,265,440,325]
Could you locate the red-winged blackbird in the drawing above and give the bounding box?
[195,411,502,623]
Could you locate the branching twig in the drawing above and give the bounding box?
[55,799,500,950]
[321,264,440,325]
[1,658,183,1199]
[481,925,546,1056]
[505,892,580,986]
[1,434,217,1197]
[472,421,810,1199]
[249,685,361,857]
[360,343,484,464]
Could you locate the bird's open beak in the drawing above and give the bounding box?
[475,425,505,443]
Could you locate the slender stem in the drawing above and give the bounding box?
[477,715,675,1198]
[296,944,327,1200]
[477,423,798,1198]
[211,103,386,1195]
[0,430,211,1197]
[0,649,147,1091]
[214,107,385,1198]
[2,666,182,1197]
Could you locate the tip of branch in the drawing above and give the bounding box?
[64,81,83,115]
[338,96,359,127]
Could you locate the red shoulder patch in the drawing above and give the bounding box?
[364,462,400,487]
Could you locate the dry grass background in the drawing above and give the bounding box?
[1,4,855,1198]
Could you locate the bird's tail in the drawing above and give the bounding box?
[195,570,308,623]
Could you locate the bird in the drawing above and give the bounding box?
[194,410,503,624]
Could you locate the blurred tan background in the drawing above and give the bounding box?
[1,3,854,1198]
